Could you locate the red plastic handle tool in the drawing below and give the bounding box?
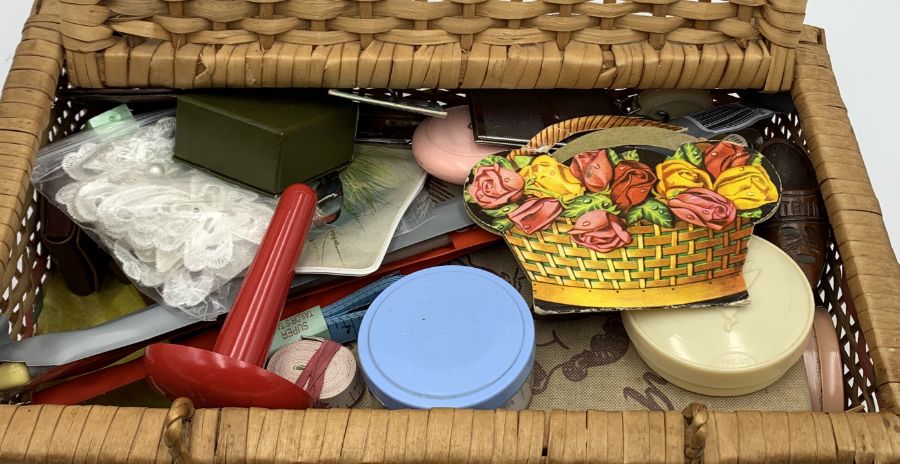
[143,184,318,409]
[214,183,318,366]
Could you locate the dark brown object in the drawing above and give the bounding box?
[38,197,104,296]
[755,139,828,288]
[468,90,621,146]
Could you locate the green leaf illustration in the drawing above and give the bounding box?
[607,148,623,166]
[738,208,763,220]
[620,149,640,162]
[669,143,703,167]
[749,153,764,166]
[636,199,674,228]
[626,207,644,225]
[492,218,514,232]
[513,155,533,169]
[473,155,515,171]
[561,193,620,218]
[483,203,519,218]
[463,188,475,204]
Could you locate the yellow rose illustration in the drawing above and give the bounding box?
[654,159,713,199]
[714,165,779,210]
[519,155,585,202]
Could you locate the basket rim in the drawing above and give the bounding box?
[1,4,899,459]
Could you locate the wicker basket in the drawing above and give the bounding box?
[2,0,900,462]
[57,0,807,91]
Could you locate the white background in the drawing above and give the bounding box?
[1,1,898,253]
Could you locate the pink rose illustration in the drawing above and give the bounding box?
[668,188,737,231]
[570,150,614,193]
[467,163,525,209]
[508,198,562,234]
[568,210,632,253]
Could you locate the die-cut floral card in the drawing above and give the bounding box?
[464,138,782,314]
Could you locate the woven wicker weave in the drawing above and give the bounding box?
[509,217,751,291]
[58,0,807,90]
[3,402,900,463]
[0,0,898,460]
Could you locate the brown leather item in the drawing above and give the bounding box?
[755,138,829,288]
[39,196,105,296]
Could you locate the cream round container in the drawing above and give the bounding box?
[411,106,506,185]
[358,266,535,409]
[623,236,815,397]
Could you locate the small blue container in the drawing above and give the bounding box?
[358,266,535,409]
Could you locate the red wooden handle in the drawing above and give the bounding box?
[213,184,317,367]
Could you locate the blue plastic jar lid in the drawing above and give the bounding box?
[358,266,535,409]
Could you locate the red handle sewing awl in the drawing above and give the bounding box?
[144,184,317,409]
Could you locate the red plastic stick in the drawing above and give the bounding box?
[143,184,318,409]
[214,184,317,366]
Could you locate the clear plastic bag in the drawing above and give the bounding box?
[392,189,435,236]
[32,111,277,320]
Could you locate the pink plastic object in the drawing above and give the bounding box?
[803,308,844,412]
[412,106,506,185]
[144,184,317,409]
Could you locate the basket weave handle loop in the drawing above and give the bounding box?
[164,397,195,464]
[683,402,709,464]
[507,115,683,160]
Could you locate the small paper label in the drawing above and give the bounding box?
[85,104,139,141]
[85,105,134,130]
[268,306,330,358]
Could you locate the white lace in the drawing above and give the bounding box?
[51,117,275,318]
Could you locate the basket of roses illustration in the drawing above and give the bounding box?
[464,116,783,312]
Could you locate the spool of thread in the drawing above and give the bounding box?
[267,339,364,408]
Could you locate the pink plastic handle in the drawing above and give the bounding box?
[213,184,317,367]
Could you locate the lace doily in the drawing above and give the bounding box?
[42,117,276,319]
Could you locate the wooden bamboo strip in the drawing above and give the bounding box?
[2,400,900,463]
[490,410,510,463]
[0,2,61,337]
[794,28,900,412]
[59,29,797,89]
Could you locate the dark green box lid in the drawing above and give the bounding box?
[175,90,358,194]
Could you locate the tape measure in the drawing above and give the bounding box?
[267,338,365,408]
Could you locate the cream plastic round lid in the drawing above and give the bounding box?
[623,236,815,395]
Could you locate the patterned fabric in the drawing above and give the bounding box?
[353,244,811,411]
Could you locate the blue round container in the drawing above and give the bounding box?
[358,266,535,409]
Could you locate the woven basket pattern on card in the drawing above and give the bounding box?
[508,217,751,291]
[492,114,756,307]
[59,0,806,90]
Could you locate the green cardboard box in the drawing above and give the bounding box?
[174,91,358,194]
